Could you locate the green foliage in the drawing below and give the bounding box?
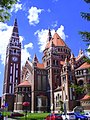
[84,0,90,3]
[0,0,17,22]
[58,100,64,113]
[71,83,90,95]
[71,84,84,94]
[81,12,90,21]
[79,32,90,42]
[79,0,90,63]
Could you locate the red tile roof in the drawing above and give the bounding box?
[77,62,90,70]
[18,80,31,87]
[37,63,44,69]
[45,32,67,48]
[81,94,90,101]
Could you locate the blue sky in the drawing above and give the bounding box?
[0,0,89,96]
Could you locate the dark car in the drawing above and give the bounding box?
[0,112,3,120]
[10,112,24,118]
[45,113,63,120]
[74,112,88,120]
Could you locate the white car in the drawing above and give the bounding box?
[62,112,76,120]
[83,112,90,120]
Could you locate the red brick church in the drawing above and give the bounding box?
[1,19,90,113]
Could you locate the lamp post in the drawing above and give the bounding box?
[23,102,30,120]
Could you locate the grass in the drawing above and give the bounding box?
[2,111,50,120]
[19,113,49,120]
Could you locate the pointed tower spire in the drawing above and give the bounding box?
[11,18,19,38]
[48,29,52,41]
[33,54,38,66]
[70,53,75,70]
[78,49,84,56]
[70,52,75,59]
[64,57,70,67]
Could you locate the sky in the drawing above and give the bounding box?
[0,0,89,96]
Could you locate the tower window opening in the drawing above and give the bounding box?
[47,61,48,66]
[9,85,12,94]
[78,80,83,86]
[56,60,58,65]
[14,49,16,53]
[58,48,60,51]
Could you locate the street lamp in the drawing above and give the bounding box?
[23,102,30,120]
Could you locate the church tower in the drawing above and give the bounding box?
[2,19,21,111]
[42,30,71,111]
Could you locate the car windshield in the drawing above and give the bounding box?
[67,113,74,115]
[48,113,61,116]
[85,113,89,115]
[54,114,61,116]
[63,113,74,115]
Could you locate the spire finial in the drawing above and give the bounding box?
[48,29,52,41]
[11,18,19,37]
[33,54,38,63]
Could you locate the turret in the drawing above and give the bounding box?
[32,54,38,66]
[48,29,52,41]
[70,53,75,70]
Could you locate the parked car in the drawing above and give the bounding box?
[45,113,63,120]
[62,112,88,120]
[81,112,90,120]
[62,112,76,120]
[0,112,3,120]
[74,112,88,120]
[10,112,24,118]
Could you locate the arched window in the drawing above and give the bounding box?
[78,80,83,86]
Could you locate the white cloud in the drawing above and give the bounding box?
[21,47,32,67]
[24,43,33,49]
[51,21,58,28]
[0,71,1,74]
[35,25,67,52]
[21,42,33,66]
[47,9,51,13]
[57,25,68,40]
[0,22,33,66]
[28,6,44,26]
[85,45,90,58]
[0,22,12,64]
[11,2,22,13]
[35,29,48,52]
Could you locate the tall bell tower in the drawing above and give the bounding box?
[2,19,21,111]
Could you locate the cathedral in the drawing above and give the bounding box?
[1,19,90,113]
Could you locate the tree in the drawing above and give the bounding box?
[79,0,90,63]
[58,100,64,113]
[0,0,17,22]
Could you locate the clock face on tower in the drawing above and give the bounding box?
[12,56,18,62]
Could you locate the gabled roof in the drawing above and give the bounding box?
[45,32,67,48]
[81,94,90,101]
[18,80,31,87]
[77,62,90,70]
[37,63,44,69]
[76,49,84,61]
[54,86,62,92]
